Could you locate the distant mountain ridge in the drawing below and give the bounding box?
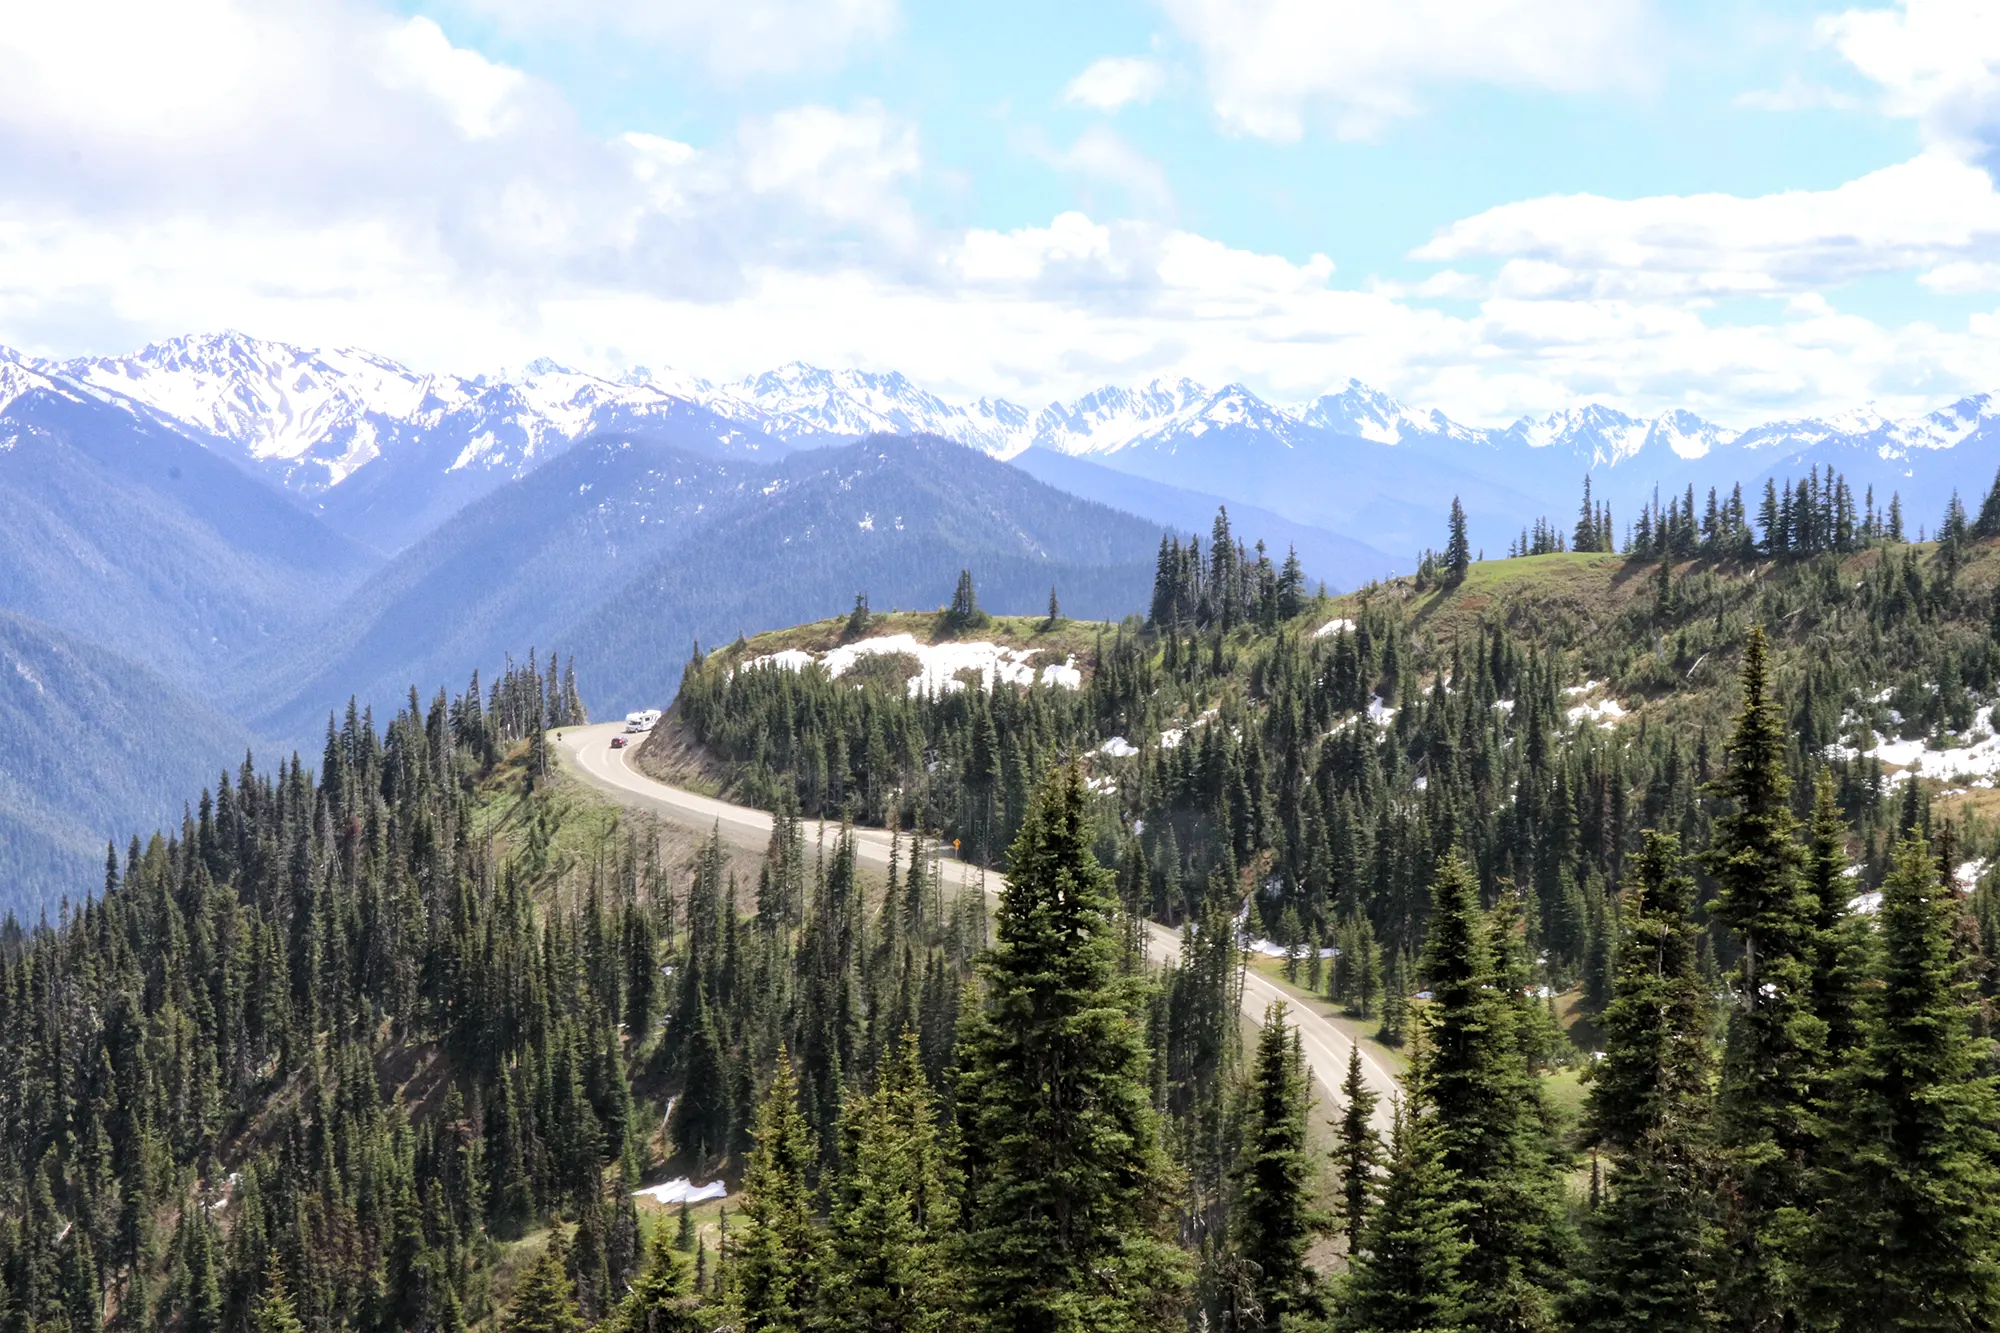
[22,331,2000,492]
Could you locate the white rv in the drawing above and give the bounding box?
[624,709,663,734]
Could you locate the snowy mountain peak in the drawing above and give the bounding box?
[1645,409,1736,461]
[1886,395,2000,454]
[1500,403,1652,465]
[17,330,2000,534]
[0,358,59,418]
[54,332,436,484]
[1297,378,1444,445]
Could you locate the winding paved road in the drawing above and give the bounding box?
[557,722,1398,1128]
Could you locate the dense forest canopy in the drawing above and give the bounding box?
[9,465,2000,1330]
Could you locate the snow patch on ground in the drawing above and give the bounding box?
[634,1178,727,1205]
[1829,705,2000,782]
[1098,736,1138,758]
[1040,656,1082,689]
[1243,937,1338,959]
[740,634,1082,697]
[1561,681,1627,729]
[1314,617,1356,639]
[1566,697,1627,728]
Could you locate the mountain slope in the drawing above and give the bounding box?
[244,434,764,736]
[563,435,1166,715]
[0,370,374,682]
[32,330,2000,566]
[50,333,793,554]
[253,434,1169,739]
[1007,445,1397,589]
[0,610,260,909]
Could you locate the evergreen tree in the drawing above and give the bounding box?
[1341,1086,1472,1333]
[1702,628,1823,1331]
[1574,476,1594,553]
[1804,773,1868,1071]
[1568,831,1716,1333]
[827,1031,958,1333]
[731,1051,825,1333]
[958,762,1189,1332]
[1377,951,1409,1047]
[1445,499,1472,585]
[503,1232,585,1333]
[1807,831,2000,1330]
[1233,1004,1330,1329]
[252,1264,307,1333]
[608,1214,704,1333]
[1415,853,1572,1332]
[1333,1044,1385,1259]
[945,571,985,630]
[1975,466,2000,539]
[670,987,734,1168]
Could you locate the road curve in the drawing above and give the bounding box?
[557,721,1399,1128]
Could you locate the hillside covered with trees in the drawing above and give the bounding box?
[9,465,2000,1330]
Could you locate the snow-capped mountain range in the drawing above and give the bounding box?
[15,330,2000,483]
[8,331,2000,560]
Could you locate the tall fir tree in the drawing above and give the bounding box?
[1342,1047,1472,1333]
[1232,1004,1330,1330]
[958,762,1189,1333]
[1701,628,1825,1332]
[731,1051,825,1333]
[1446,499,1472,584]
[1415,853,1573,1333]
[502,1232,584,1333]
[1333,1044,1385,1260]
[827,1031,959,1333]
[1807,831,2000,1331]
[607,1211,704,1333]
[252,1264,307,1333]
[1568,831,1717,1333]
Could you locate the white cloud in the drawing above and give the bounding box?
[1413,152,2000,300]
[953,213,1115,284]
[740,103,922,235]
[1922,259,2000,291]
[11,0,2000,438]
[1820,0,2000,159]
[1159,0,1651,140]
[443,0,897,77]
[380,16,527,139]
[1040,127,1175,213]
[1062,56,1166,112]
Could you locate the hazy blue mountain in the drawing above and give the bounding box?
[47,333,794,555]
[31,330,2000,562]
[253,434,1172,738]
[1006,446,1399,589]
[563,435,1168,717]
[0,610,261,912]
[0,369,373,682]
[243,434,764,737]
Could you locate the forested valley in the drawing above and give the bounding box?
[9,464,2000,1331]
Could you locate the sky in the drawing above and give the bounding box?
[3,0,2000,426]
